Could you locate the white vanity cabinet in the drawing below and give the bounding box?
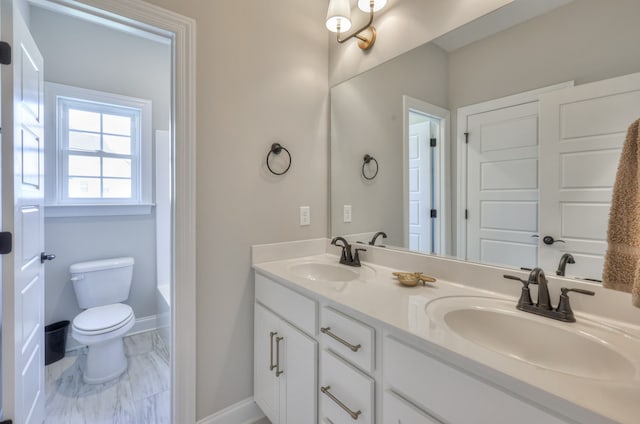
[383,335,571,424]
[254,274,318,424]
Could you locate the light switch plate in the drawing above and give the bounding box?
[299,206,311,226]
[344,205,352,223]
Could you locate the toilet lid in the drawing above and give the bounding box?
[73,303,134,334]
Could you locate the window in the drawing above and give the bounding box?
[45,83,153,216]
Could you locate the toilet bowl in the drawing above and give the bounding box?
[72,303,135,384]
[69,257,135,384]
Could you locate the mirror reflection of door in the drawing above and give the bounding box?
[465,102,540,269]
[408,112,437,253]
[404,96,448,255]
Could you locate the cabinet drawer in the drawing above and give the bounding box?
[255,272,317,336]
[383,390,441,424]
[320,350,374,424]
[320,307,375,372]
[384,336,569,424]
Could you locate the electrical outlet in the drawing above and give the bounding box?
[299,206,311,226]
[344,205,352,223]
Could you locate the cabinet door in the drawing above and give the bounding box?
[254,303,282,424]
[280,319,318,424]
[383,390,441,424]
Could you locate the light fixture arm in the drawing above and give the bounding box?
[336,6,377,50]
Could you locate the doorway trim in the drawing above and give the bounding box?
[455,81,574,260]
[402,95,450,254]
[27,0,197,422]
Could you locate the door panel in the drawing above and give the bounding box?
[408,121,431,252]
[281,319,317,424]
[254,303,281,424]
[539,72,640,279]
[466,102,539,269]
[1,1,46,422]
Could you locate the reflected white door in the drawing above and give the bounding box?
[408,119,431,252]
[466,102,539,268]
[1,1,46,423]
[539,72,640,280]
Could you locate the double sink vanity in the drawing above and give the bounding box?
[252,239,640,424]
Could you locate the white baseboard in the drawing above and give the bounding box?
[65,314,160,352]
[197,398,266,424]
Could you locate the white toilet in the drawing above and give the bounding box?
[70,257,136,384]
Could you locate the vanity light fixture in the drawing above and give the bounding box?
[326,0,387,50]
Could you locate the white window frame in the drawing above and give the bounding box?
[45,82,153,217]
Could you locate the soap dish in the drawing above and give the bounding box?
[392,272,437,287]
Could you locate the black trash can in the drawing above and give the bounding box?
[45,320,69,365]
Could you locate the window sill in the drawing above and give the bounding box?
[45,203,155,218]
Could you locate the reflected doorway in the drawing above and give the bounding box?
[403,96,449,255]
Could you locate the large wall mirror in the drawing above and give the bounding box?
[330,0,640,281]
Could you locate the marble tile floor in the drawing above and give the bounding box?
[45,330,170,424]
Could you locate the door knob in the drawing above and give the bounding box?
[40,252,56,263]
[542,236,565,245]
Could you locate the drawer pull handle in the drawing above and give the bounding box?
[275,336,284,377]
[321,385,362,420]
[321,327,361,352]
[269,332,278,371]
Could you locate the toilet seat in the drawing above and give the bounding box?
[73,303,134,336]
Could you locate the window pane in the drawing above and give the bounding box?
[68,155,100,177]
[103,178,131,198]
[68,131,100,151]
[103,158,131,178]
[103,114,131,136]
[68,177,101,198]
[69,109,100,132]
[103,135,131,155]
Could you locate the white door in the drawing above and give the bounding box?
[408,119,432,253]
[466,102,539,269]
[1,1,45,423]
[539,72,640,280]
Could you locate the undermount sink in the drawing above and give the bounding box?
[426,296,639,381]
[288,261,375,282]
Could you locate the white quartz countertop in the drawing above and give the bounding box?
[253,251,640,424]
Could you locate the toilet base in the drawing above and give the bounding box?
[84,337,128,384]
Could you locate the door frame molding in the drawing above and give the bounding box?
[25,0,197,422]
[402,95,450,254]
[455,82,573,260]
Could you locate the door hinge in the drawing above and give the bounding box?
[464,132,469,144]
[430,137,437,147]
[0,41,11,65]
[0,232,12,254]
[465,209,469,220]
[430,209,437,218]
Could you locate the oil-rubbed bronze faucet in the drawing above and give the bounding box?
[331,237,366,267]
[369,231,387,246]
[556,253,575,276]
[503,267,595,322]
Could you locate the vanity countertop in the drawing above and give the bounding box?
[253,245,640,424]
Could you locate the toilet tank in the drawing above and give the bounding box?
[70,257,135,309]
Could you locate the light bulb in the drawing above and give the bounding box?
[326,0,352,33]
[357,0,387,13]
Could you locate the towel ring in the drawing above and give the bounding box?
[362,154,379,180]
[267,143,292,176]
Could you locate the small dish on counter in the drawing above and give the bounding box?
[392,271,437,287]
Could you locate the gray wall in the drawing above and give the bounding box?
[29,8,171,326]
[331,42,448,245]
[129,0,329,420]
[448,0,640,110]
